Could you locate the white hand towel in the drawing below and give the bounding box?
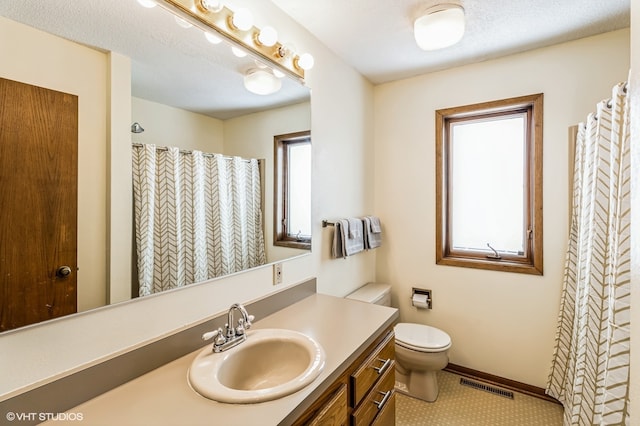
[347,217,362,239]
[369,216,382,233]
[363,216,382,249]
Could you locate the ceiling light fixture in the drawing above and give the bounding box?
[244,68,282,95]
[414,3,465,51]
[153,0,313,80]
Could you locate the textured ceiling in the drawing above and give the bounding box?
[1,0,630,118]
[0,0,310,120]
[270,0,631,84]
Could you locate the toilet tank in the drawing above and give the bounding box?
[346,283,391,307]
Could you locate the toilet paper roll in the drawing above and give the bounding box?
[412,293,430,309]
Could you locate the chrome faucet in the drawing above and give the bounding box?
[227,303,254,338]
[202,303,255,353]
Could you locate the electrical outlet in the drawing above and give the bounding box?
[273,263,283,285]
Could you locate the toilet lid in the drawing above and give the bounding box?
[394,323,451,352]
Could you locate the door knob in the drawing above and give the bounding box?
[56,266,72,278]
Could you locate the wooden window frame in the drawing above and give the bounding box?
[274,130,311,250]
[435,93,543,275]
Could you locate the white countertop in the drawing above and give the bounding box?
[45,294,397,426]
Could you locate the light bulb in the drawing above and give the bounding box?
[231,8,253,31]
[200,0,223,12]
[257,26,278,47]
[296,53,315,70]
[205,32,222,44]
[231,46,247,58]
[136,0,157,8]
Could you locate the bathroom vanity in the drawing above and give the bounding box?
[295,327,396,425]
[39,292,398,425]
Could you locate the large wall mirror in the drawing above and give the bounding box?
[0,0,311,333]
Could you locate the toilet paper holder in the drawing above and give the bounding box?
[411,288,432,309]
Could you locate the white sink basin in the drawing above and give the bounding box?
[188,328,326,403]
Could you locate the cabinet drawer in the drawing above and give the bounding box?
[351,360,395,426]
[372,392,395,426]
[351,331,395,406]
[371,391,396,426]
[308,384,348,426]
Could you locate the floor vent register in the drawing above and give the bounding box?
[459,378,515,399]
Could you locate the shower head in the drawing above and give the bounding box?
[131,122,145,133]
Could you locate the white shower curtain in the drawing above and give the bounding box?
[132,144,266,296]
[546,82,630,425]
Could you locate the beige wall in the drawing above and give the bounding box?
[373,29,630,388]
[0,16,109,313]
[224,102,311,263]
[131,97,224,152]
[107,52,133,305]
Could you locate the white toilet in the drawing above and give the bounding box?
[346,283,452,402]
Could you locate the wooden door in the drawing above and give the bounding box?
[0,77,78,332]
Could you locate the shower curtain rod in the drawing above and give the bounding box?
[578,81,629,127]
[131,143,260,163]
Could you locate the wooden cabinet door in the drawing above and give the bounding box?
[308,384,348,426]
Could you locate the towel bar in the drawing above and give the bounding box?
[322,220,335,228]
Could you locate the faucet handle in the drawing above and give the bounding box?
[235,314,255,336]
[202,327,227,345]
[236,318,246,336]
[202,329,220,341]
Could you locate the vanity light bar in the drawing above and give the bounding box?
[155,0,306,81]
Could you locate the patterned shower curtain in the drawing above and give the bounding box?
[546,82,630,425]
[132,144,266,296]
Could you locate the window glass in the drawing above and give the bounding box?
[450,115,525,255]
[287,142,311,239]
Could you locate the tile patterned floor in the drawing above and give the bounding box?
[396,371,564,426]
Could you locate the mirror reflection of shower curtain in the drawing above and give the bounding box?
[132,144,266,296]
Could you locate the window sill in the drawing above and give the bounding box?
[275,240,311,250]
[436,256,543,275]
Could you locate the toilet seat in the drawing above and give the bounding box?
[394,323,452,353]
